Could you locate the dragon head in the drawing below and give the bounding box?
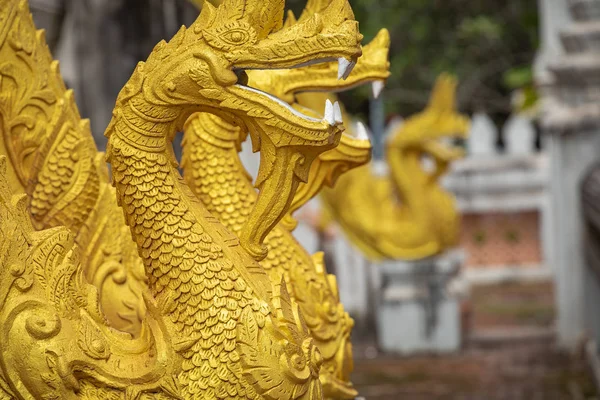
[387,74,470,174]
[112,0,363,260]
[131,0,362,139]
[241,13,390,230]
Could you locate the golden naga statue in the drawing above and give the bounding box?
[313,75,470,261]
[181,3,390,397]
[278,29,391,229]
[0,0,367,398]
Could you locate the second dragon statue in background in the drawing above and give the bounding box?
[318,74,471,261]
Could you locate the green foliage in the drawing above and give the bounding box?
[519,86,539,113]
[503,66,534,89]
[286,0,539,120]
[504,66,539,113]
[458,16,503,41]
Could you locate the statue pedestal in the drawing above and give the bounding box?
[375,250,468,354]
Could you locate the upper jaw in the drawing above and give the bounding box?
[279,66,389,99]
[311,27,391,96]
[421,136,466,162]
[255,36,390,99]
[230,49,362,76]
[225,29,363,127]
[227,6,363,71]
[225,59,361,139]
[241,18,390,102]
[304,27,390,95]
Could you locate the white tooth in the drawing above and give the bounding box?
[333,101,343,124]
[372,80,385,99]
[324,99,335,126]
[356,121,370,141]
[338,57,351,80]
[342,60,356,80]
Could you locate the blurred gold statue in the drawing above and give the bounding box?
[0,0,366,398]
[317,74,470,261]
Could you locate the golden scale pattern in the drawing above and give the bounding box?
[183,112,355,397]
[108,133,268,398]
[106,85,322,398]
[179,7,391,398]
[182,113,253,236]
[0,0,372,398]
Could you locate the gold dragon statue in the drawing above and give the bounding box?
[303,74,470,261]
[273,27,390,231]
[0,0,368,398]
[180,2,390,395]
[0,2,149,340]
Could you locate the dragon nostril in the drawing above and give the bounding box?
[234,69,249,86]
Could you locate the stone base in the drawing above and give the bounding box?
[375,250,468,354]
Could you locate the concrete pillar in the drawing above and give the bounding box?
[541,0,600,348]
[548,132,600,348]
[534,0,572,84]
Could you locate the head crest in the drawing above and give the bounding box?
[204,0,284,38]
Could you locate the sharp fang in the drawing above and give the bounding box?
[343,60,356,80]
[356,121,370,140]
[338,57,352,80]
[324,99,335,126]
[333,101,343,124]
[372,81,385,99]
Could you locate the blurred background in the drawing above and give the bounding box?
[27,0,600,398]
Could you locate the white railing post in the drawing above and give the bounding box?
[504,115,536,155]
[467,113,499,156]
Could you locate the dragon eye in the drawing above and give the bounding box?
[221,29,250,45]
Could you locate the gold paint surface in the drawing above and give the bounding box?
[321,74,471,261]
[181,8,390,397]
[0,0,368,398]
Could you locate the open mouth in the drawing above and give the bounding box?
[297,78,385,99]
[232,57,358,125]
[439,136,467,152]
[349,121,370,141]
